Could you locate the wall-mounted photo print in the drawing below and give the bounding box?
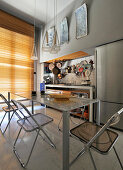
[60,17,69,45]
[75,3,87,39]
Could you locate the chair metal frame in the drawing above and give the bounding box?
[58,106,86,131]
[70,108,123,170]
[11,99,56,168]
[58,92,88,131]
[0,93,17,134]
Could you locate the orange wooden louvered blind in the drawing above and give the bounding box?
[0,11,34,98]
[0,10,34,37]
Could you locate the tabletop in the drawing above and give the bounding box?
[11,91,99,112]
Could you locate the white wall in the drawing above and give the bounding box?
[40,0,123,63]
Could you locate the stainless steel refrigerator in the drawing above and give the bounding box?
[96,40,123,130]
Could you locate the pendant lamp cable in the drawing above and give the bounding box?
[31,0,38,60]
[34,0,36,45]
[46,0,48,27]
[46,0,48,45]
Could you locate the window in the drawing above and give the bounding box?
[0,10,34,98]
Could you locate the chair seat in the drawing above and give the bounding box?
[2,105,17,112]
[17,113,53,132]
[70,122,118,154]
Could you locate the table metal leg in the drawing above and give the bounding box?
[8,92,10,121]
[62,111,70,170]
[89,104,93,122]
[31,100,34,114]
[96,100,100,125]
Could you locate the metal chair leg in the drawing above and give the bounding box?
[58,115,63,131]
[0,112,8,134]
[13,127,40,168]
[58,108,86,132]
[88,148,97,170]
[58,115,81,132]
[38,129,51,142]
[24,129,40,167]
[41,128,56,149]
[13,126,24,167]
[0,112,7,127]
[107,131,123,170]
[14,127,55,168]
[113,146,123,170]
[70,147,86,166]
[2,111,15,134]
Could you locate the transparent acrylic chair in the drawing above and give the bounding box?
[11,99,56,168]
[70,108,123,170]
[0,93,17,134]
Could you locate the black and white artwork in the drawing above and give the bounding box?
[60,17,68,45]
[75,3,87,39]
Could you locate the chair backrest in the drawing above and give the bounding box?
[0,93,14,110]
[0,93,11,107]
[87,108,123,147]
[11,99,40,127]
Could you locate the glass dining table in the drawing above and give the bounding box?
[8,91,100,170]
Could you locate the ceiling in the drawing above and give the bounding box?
[0,0,75,26]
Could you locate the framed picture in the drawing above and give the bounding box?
[75,3,87,39]
[60,17,69,45]
[47,26,55,47]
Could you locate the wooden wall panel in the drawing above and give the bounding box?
[0,10,34,37]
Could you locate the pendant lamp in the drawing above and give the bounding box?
[42,0,60,54]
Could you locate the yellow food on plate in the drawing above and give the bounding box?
[49,93,71,100]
